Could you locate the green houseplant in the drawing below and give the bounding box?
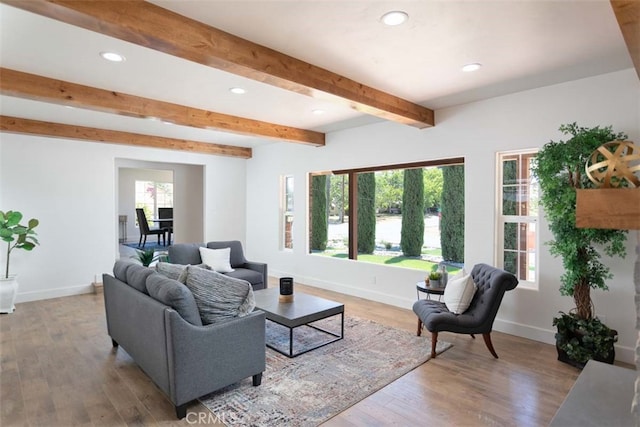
[429,271,443,288]
[132,248,167,267]
[531,123,628,368]
[0,210,40,313]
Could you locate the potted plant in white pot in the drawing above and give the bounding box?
[0,210,39,313]
[531,123,628,368]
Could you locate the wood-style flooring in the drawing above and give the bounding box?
[0,280,593,426]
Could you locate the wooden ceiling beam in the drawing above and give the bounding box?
[0,116,252,158]
[611,0,640,80]
[0,68,324,146]
[2,0,434,128]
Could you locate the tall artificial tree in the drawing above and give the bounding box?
[400,168,424,257]
[357,173,376,254]
[440,165,465,263]
[531,123,627,321]
[310,175,328,251]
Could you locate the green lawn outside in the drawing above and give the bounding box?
[317,252,462,275]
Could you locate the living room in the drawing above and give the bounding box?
[1,1,639,425]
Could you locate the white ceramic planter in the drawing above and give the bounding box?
[0,275,18,313]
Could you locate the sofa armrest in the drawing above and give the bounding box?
[244,261,268,288]
[165,310,266,406]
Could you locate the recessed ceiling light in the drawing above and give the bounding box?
[381,11,408,26]
[312,109,325,115]
[229,87,246,95]
[99,51,125,62]
[462,63,482,72]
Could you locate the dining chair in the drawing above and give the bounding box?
[135,208,165,248]
[158,207,173,246]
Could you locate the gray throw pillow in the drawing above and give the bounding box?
[156,262,188,282]
[146,273,203,326]
[184,265,255,325]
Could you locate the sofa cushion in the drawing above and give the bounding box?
[145,273,203,326]
[184,265,255,325]
[168,243,204,265]
[225,268,264,289]
[125,264,155,294]
[199,247,234,273]
[113,259,136,282]
[156,262,189,282]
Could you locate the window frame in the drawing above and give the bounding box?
[495,149,539,288]
[281,175,294,251]
[308,157,465,272]
[134,180,174,227]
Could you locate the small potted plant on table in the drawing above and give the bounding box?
[429,271,443,288]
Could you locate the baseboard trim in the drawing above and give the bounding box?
[272,269,635,365]
[271,269,415,309]
[492,318,635,365]
[16,284,94,304]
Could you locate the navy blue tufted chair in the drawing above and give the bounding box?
[412,263,518,358]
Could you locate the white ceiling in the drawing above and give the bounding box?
[0,0,633,150]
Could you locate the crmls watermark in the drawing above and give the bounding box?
[185,411,241,424]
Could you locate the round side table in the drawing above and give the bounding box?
[416,281,445,301]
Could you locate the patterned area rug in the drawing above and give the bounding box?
[199,315,452,427]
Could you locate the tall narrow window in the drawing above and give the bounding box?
[135,181,173,226]
[497,151,538,284]
[282,175,294,250]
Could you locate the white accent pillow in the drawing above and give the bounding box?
[443,270,477,314]
[198,247,235,273]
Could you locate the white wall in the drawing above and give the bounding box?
[117,162,205,244]
[245,69,640,363]
[0,137,247,302]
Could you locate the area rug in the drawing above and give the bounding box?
[199,315,452,427]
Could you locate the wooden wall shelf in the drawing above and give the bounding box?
[576,188,640,230]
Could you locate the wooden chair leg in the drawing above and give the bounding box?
[417,318,423,336]
[482,333,499,358]
[470,334,476,339]
[138,234,143,248]
[430,331,438,358]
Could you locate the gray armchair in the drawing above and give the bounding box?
[412,263,518,359]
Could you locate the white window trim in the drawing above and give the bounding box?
[495,149,539,290]
[280,175,294,251]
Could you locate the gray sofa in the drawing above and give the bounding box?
[168,240,267,290]
[103,260,266,419]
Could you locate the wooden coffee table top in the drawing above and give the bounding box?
[253,287,344,328]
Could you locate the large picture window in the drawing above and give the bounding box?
[309,158,464,274]
[497,150,538,284]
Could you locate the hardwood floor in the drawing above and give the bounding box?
[0,281,590,426]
